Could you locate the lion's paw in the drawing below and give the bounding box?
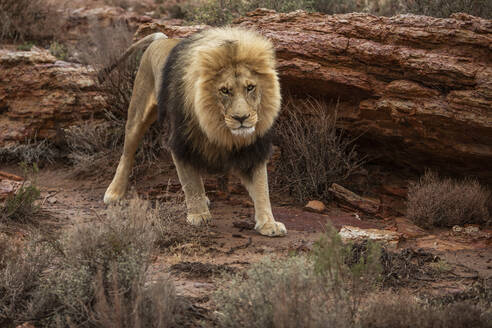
[187,212,212,226]
[255,221,287,237]
[103,186,125,204]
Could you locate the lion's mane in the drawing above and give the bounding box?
[157,27,281,177]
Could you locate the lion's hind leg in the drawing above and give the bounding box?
[104,88,157,204]
[171,153,211,225]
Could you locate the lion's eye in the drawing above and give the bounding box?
[246,84,255,92]
[220,87,230,95]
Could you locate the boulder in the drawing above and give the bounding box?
[0,48,106,146]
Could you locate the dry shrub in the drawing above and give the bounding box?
[0,197,183,327]
[0,138,60,166]
[64,120,123,177]
[42,197,179,327]
[0,0,65,42]
[0,164,40,224]
[0,233,55,327]
[401,0,491,19]
[406,171,490,228]
[274,98,365,203]
[359,293,492,328]
[213,223,381,328]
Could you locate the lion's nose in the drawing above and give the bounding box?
[232,114,250,124]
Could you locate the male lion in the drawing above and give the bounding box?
[103,27,287,237]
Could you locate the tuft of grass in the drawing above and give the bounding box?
[406,171,490,228]
[274,98,365,203]
[49,41,69,61]
[0,163,40,224]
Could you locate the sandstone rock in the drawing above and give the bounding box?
[329,183,380,214]
[233,10,492,182]
[339,225,402,247]
[0,48,106,146]
[304,200,326,213]
[0,171,23,201]
[395,217,427,239]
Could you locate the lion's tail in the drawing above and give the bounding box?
[97,32,168,84]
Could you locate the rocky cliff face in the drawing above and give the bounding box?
[0,48,106,146]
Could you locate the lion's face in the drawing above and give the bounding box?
[216,65,261,137]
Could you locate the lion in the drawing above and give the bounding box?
[103,27,287,237]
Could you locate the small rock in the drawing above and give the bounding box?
[305,200,326,213]
[48,197,57,204]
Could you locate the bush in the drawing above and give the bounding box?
[0,138,59,166]
[359,293,492,328]
[0,0,65,42]
[213,223,381,328]
[0,233,55,327]
[406,171,490,228]
[274,98,365,203]
[43,198,157,326]
[0,163,41,224]
[402,0,492,19]
[0,197,180,327]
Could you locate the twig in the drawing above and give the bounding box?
[226,237,252,255]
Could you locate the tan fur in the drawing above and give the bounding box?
[104,28,286,237]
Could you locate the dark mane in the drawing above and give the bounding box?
[157,35,273,178]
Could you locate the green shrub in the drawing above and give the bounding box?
[406,171,490,228]
[1,163,41,224]
[274,99,365,203]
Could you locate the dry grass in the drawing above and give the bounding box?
[359,293,492,328]
[406,171,491,228]
[273,98,365,203]
[0,0,66,42]
[0,138,60,166]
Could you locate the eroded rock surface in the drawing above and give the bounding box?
[0,48,106,146]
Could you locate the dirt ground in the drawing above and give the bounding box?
[3,159,491,322]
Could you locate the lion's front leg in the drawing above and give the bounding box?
[172,153,211,226]
[240,163,287,237]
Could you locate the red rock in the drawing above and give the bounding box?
[395,217,427,239]
[0,171,24,201]
[304,200,326,213]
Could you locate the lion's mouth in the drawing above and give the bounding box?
[230,126,255,137]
